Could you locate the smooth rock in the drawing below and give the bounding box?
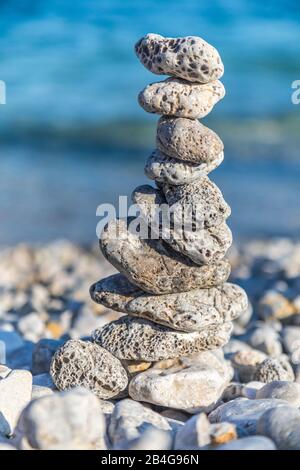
[257,405,300,450]
[119,427,173,451]
[17,312,45,342]
[135,34,224,83]
[174,413,210,449]
[0,369,32,436]
[144,149,223,185]
[50,339,128,399]
[31,385,54,400]
[254,357,295,383]
[157,116,223,163]
[21,387,105,450]
[209,397,287,436]
[256,381,300,406]
[100,218,231,294]
[138,78,225,118]
[243,324,282,357]
[282,326,300,356]
[32,338,65,375]
[93,316,233,361]
[108,399,171,448]
[91,274,246,332]
[211,436,276,450]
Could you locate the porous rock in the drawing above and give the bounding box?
[135,34,224,83]
[93,316,233,361]
[254,357,295,383]
[50,339,128,399]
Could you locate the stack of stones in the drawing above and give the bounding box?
[51,34,248,414]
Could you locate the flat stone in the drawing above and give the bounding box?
[145,149,223,186]
[257,405,300,450]
[21,387,106,450]
[209,397,287,436]
[100,218,231,294]
[135,34,224,84]
[108,399,171,448]
[211,436,276,450]
[138,78,225,119]
[50,339,128,399]
[157,116,224,163]
[32,338,65,375]
[93,316,233,361]
[256,381,300,406]
[162,177,231,230]
[254,357,295,383]
[129,351,233,413]
[91,274,246,332]
[132,184,232,265]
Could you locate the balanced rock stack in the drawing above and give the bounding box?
[51,34,248,414]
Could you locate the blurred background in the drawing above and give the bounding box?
[0,0,300,244]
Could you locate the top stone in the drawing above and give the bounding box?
[135,34,224,84]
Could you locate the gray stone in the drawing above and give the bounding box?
[282,326,300,356]
[118,427,173,450]
[0,369,32,437]
[93,316,233,361]
[138,78,225,118]
[157,116,223,163]
[257,405,300,450]
[144,149,223,185]
[21,387,106,450]
[129,351,232,413]
[174,413,211,449]
[108,399,171,448]
[31,385,54,400]
[32,338,65,375]
[211,436,276,450]
[254,357,295,383]
[256,381,300,406]
[209,398,287,436]
[100,218,231,294]
[91,274,247,332]
[243,324,282,357]
[50,339,128,399]
[231,350,267,383]
[135,34,224,84]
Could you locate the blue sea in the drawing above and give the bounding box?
[0,0,300,244]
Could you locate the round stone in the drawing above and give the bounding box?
[50,339,128,399]
[231,350,267,383]
[144,149,224,185]
[100,218,231,294]
[138,78,225,119]
[92,316,233,361]
[254,357,295,383]
[157,116,224,163]
[135,34,224,83]
[256,381,300,406]
[257,405,300,450]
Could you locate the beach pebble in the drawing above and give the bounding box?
[0,369,32,437]
[258,290,295,321]
[100,218,231,294]
[257,405,300,450]
[231,350,267,383]
[256,381,300,406]
[223,339,253,355]
[135,34,224,83]
[144,149,223,186]
[254,357,295,383]
[108,399,171,448]
[243,324,282,357]
[93,316,233,361]
[0,365,11,379]
[21,387,105,450]
[17,312,45,342]
[31,385,54,400]
[51,339,128,399]
[157,116,223,164]
[174,413,210,449]
[282,326,300,356]
[138,78,225,118]
[119,427,173,451]
[209,397,287,436]
[32,338,64,375]
[211,436,276,450]
[129,351,232,413]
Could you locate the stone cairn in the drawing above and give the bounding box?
[51,34,248,413]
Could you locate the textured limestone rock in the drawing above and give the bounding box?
[129,351,233,412]
[93,316,233,361]
[108,399,171,448]
[157,116,224,163]
[50,339,128,399]
[144,149,224,185]
[254,357,295,383]
[100,218,231,294]
[91,274,247,333]
[162,177,231,230]
[138,78,225,118]
[21,387,105,450]
[135,34,224,83]
[132,184,232,264]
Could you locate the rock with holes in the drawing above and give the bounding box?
[100,218,231,294]
[91,274,247,333]
[138,78,225,119]
[93,316,233,361]
[145,149,223,185]
[50,339,128,399]
[157,116,224,164]
[132,184,232,265]
[253,357,295,383]
[135,34,224,83]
